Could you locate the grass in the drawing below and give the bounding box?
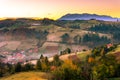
[77,50,91,61]
[108,45,120,54]
[114,45,120,52]
[0,71,51,80]
[108,78,120,80]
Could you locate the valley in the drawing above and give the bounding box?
[0,18,120,80]
[0,18,119,64]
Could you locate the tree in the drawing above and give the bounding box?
[40,54,45,62]
[44,57,49,66]
[74,35,81,44]
[69,24,80,29]
[53,55,62,66]
[61,33,70,43]
[41,62,49,72]
[40,54,44,60]
[7,63,15,74]
[88,57,94,63]
[24,63,33,71]
[93,54,117,79]
[15,62,22,72]
[100,48,105,57]
[10,65,15,74]
[53,55,59,62]
[65,48,71,54]
[36,60,42,70]
[42,18,54,25]
[52,60,81,80]
[0,60,3,77]
[115,63,120,77]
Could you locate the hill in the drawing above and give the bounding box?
[0,18,120,64]
[59,13,120,21]
[0,43,120,80]
[0,71,50,80]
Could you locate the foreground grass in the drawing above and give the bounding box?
[108,78,120,80]
[0,71,50,80]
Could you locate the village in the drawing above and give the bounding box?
[0,43,113,65]
[0,47,41,64]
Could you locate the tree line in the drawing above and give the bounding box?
[61,33,110,47]
[89,23,120,43]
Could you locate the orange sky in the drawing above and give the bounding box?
[0,0,120,19]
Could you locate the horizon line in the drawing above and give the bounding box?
[0,13,120,20]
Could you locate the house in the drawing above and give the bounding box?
[33,47,39,53]
[21,50,25,54]
[3,51,9,54]
[31,23,41,26]
[107,43,113,48]
[28,49,33,53]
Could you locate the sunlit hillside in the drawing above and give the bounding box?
[0,72,50,80]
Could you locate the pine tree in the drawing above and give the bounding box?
[44,57,49,66]
[36,60,42,70]
[0,60,3,77]
[40,54,44,60]
[15,62,22,72]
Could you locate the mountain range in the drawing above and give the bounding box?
[59,13,120,21]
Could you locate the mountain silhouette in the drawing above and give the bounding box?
[59,13,120,21]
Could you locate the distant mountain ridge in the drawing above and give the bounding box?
[59,13,120,21]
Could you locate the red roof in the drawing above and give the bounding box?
[107,43,113,48]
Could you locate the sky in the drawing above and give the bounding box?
[0,0,120,19]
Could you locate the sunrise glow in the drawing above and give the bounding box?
[0,0,120,19]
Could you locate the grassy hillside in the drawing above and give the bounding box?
[0,19,118,50]
[0,71,50,80]
[77,50,91,61]
[0,18,120,55]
